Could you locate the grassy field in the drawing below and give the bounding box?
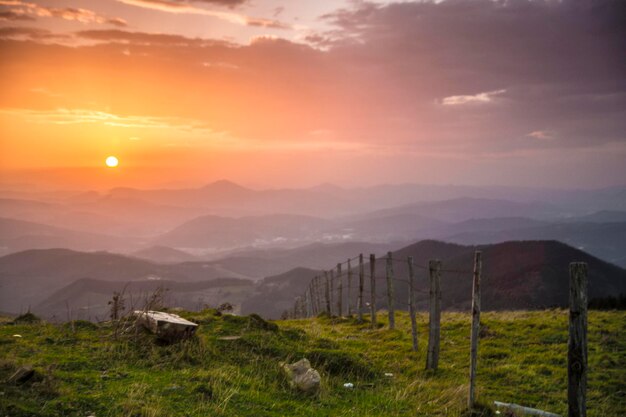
[0,310,624,417]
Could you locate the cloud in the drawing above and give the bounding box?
[0,0,127,26]
[442,89,506,106]
[0,107,214,131]
[75,29,233,47]
[0,26,70,41]
[0,10,34,21]
[527,130,555,140]
[115,0,290,29]
[1,0,624,160]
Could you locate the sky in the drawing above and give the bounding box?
[0,0,625,190]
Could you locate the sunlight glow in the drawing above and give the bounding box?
[105,156,119,168]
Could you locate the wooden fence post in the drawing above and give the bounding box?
[307,287,313,317]
[330,270,335,316]
[337,263,343,317]
[316,276,323,315]
[304,288,310,318]
[426,259,441,370]
[347,259,353,316]
[568,262,588,417]
[310,277,320,317]
[408,256,418,351]
[324,271,331,315]
[370,254,377,328]
[293,297,299,319]
[468,251,482,409]
[358,254,364,322]
[386,252,396,329]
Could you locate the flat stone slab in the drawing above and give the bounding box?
[134,310,198,341]
[217,336,242,341]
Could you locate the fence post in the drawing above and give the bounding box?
[569,262,588,417]
[330,270,335,316]
[316,276,323,315]
[408,256,418,351]
[324,271,331,315]
[386,252,395,329]
[347,259,353,316]
[337,263,343,317]
[426,259,441,370]
[468,251,482,409]
[358,254,364,322]
[370,254,377,328]
[311,278,318,315]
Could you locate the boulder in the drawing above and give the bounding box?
[134,310,198,342]
[281,358,321,394]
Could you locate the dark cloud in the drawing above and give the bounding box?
[314,0,626,148]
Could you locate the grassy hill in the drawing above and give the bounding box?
[1,310,624,417]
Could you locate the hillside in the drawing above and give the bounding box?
[3,240,625,320]
[242,267,322,318]
[444,222,626,268]
[0,249,242,315]
[153,213,333,249]
[0,217,134,256]
[242,240,626,318]
[37,277,254,320]
[131,246,200,264]
[1,310,624,416]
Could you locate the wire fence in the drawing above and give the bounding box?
[287,251,591,415]
[288,251,476,322]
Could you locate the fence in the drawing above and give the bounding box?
[288,251,588,416]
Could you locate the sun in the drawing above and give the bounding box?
[105,156,119,168]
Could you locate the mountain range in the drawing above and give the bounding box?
[2,240,624,321]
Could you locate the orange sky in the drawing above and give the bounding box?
[1,0,625,190]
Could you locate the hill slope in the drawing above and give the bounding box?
[243,240,626,318]
[0,249,242,315]
[0,310,624,416]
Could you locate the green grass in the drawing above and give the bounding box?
[0,310,624,416]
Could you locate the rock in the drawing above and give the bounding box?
[281,358,321,394]
[134,310,198,342]
[7,366,35,385]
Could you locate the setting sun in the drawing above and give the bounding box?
[105,156,119,168]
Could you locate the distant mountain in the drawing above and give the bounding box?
[0,249,241,315]
[444,222,626,268]
[0,217,131,256]
[343,214,446,241]
[357,197,562,223]
[241,240,626,318]
[207,241,397,278]
[153,213,334,249]
[131,246,200,263]
[37,277,254,320]
[566,210,626,223]
[241,267,322,319]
